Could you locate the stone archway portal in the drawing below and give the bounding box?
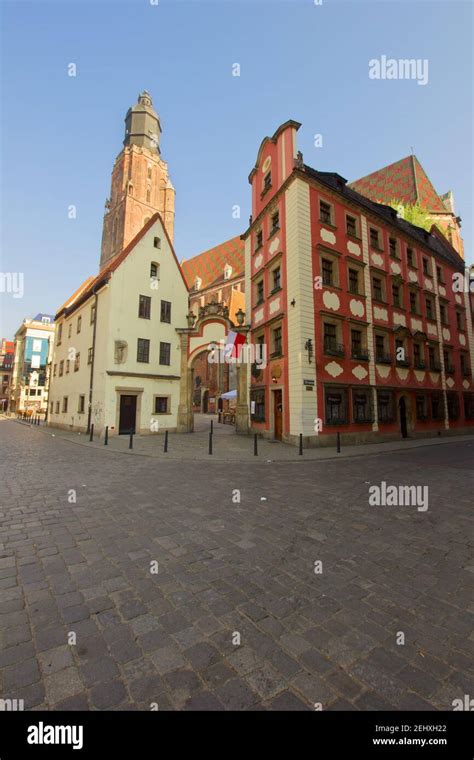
[176,304,249,434]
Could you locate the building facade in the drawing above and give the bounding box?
[0,339,14,412]
[10,315,55,415]
[48,215,188,436]
[243,121,474,445]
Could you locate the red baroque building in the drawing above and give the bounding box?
[243,121,474,445]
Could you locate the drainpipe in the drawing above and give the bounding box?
[86,283,101,434]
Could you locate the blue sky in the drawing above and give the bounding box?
[1,0,472,339]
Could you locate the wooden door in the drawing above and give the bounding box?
[274,389,283,441]
[119,395,137,435]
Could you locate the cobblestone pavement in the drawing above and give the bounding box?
[0,419,472,711]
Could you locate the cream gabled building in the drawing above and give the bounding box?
[48,214,188,436]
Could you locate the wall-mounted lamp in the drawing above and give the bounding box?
[290,299,296,307]
[304,338,313,363]
[235,308,245,326]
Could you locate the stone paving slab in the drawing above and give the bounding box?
[8,416,474,463]
[0,419,472,711]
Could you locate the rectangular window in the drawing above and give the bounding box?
[153,236,161,249]
[324,323,343,356]
[389,238,398,257]
[322,259,333,286]
[351,329,362,358]
[74,353,80,372]
[319,200,332,225]
[456,311,464,331]
[370,227,380,249]
[68,323,72,339]
[77,316,82,333]
[375,334,389,363]
[270,210,280,234]
[50,401,53,414]
[256,230,263,250]
[154,396,169,414]
[428,345,440,371]
[372,277,383,302]
[422,257,430,275]
[59,360,64,377]
[160,300,171,323]
[353,389,372,423]
[377,391,394,423]
[425,297,433,320]
[348,268,359,294]
[250,388,265,422]
[392,283,401,307]
[325,387,348,425]
[461,354,470,376]
[159,341,171,365]
[409,291,418,314]
[78,395,85,414]
[463,393,474,420]
[90,304,96,324]
[413,343,424,369]
[256,279,264,304]
[150,262,159,280]
[431,393,443,420]
[66,360,70,374]
[439,303,447,324]
[139,294,151,319]
[57,323,63,346]
[137,338,150,363]
[263,172,272,193]
[272,267,281,292]
[53,364,57,376]
[407,247,414,267]
[346,215,357,237]
[416,395,428,421]
[88,347,93,365]
[447,392,459,420]
[436,265,444,283]
[272,327,282,356]
[56,401,60,414]
[62,397,68,413]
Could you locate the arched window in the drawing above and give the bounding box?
[128,183,133,196]
[146,189,151,203]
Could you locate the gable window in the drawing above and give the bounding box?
[137,338,150,363]
[160,300,171,323]
[319,200,332,225]
[77,316,82,334]
[270,210,280,235]
[346,215,357,237]
[154,396,169,414]
[224,264,233,280]
[263,171,272,194]
[159,341,171,365]
[325,387,348,425]
[256,279,264,304]
[272,267,281,293]
[78,395,85,414]
[150,262,159,282]
[139,295,151,319]
[153,237,161,249]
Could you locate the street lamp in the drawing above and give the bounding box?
[235,308,245,326]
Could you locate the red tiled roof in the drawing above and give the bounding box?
[181,236,244,291]
[349,155,447,213]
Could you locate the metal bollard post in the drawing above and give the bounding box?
[210,419,213,435]
[104,426,108,445]
[164,430,168,453]
[337,431,341,453]
[129,432,133,449]
[299,433,303,456]
[89,424,94,442]
[254,433,258,456]
[208,431,213,455]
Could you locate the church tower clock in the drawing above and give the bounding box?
[100,91,175,268]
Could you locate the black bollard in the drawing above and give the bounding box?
[337,431,341,453]
[104,426,108,445]
[208,431,213,455]
[299,433,303,456]
[164,430,168,453]
[254,433,258,456]
[89,424,94,442]
[210,419,213,435]
[129,432,133,449]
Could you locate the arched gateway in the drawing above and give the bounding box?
[176,301,250,434]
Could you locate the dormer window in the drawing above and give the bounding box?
[194,276,202,291]
[42,316,51,325]
[223,264,232,281]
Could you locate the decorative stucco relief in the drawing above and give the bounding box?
[347,241,361,256]
[320,228,336,245]
[442,328,451,341]
[438,285,446,297]
[371,253,383,267]
[429,372,440,384]
[269,298,280,315]
[424,278,433,290]
[390,262,401,275]
[455,294,462,305]
[393,312,406,327]
[352,365,368,380]
[373,306,388,321]
[408,271,418,283]
[323,290,340,310]
[414,370,426,383]
[446,377,454,388]
[325,361,343,378]
[349,299,364,318]
[254,308,264,323]
[376,365,391,379]
[459,333,466,346]
[254,254,263,270]
[427,323,438,337]
[269,237,280,255]
[411,318,423,332]
[396,367,409,381]
[463,379,471,390]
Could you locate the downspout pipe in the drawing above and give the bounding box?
[86,281,105,434]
